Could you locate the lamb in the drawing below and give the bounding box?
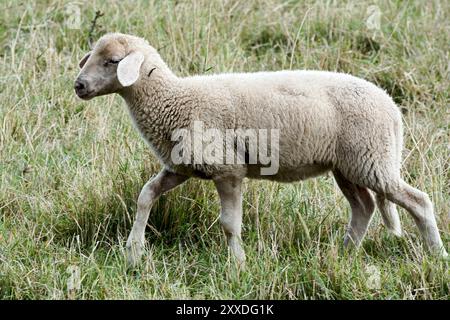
[74,33,448,267]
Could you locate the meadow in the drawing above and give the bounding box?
[0,0,448,299]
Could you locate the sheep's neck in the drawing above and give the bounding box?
[119,71,184,164]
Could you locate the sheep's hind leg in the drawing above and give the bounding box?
[375,194,402,237]
[384,179,448,258]
[126,170,189,268]
[333,170,376,248]
[213,176,246,266]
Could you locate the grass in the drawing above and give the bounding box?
[0,0,449,299]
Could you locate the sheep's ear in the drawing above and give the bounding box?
[117,51,145,87]
[78,51,91,68]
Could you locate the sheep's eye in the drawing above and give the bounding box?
[104,59,121,67]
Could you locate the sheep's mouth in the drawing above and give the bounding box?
[76,90,95,100]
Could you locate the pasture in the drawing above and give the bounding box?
[0,0,448,299]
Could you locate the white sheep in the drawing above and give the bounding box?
[75,33,448,267]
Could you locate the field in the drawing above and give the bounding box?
[0,0,449,299]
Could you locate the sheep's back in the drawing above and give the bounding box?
[181,71,401,180]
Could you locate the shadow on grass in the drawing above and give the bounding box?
[45,166,420,264]
[50,170,216,253]
[361,235,412,260]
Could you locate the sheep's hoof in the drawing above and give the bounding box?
[237,259,246,270]
[387,227,402,238]
[343,234,361,250]
[438,248,448,260]
[126,239,144,269]
[426,246,448,261]
[231,248,246,269]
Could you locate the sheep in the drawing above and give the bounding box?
[74,33,448,267]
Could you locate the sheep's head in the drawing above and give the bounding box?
[74,33,149,100]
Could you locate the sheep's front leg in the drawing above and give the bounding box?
[214,176,246,265]
[126,170,189,267]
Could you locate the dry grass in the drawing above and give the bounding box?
[0,0,448,299]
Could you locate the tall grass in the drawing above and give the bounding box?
[0,0,448,299]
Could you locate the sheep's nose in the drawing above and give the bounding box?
[74,79,86,92]
[74,79,91,98]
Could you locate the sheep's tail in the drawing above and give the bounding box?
[393,108,404,174]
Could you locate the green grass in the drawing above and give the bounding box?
[0,0,449,299]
